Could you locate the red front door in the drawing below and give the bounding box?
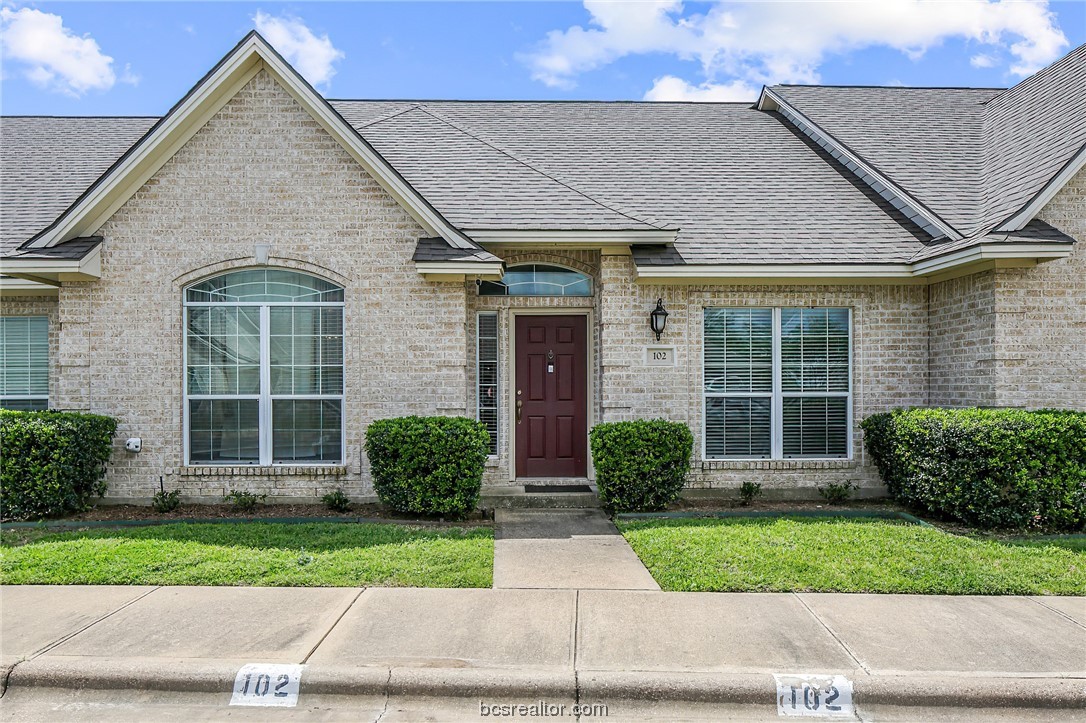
[515,315,588,478]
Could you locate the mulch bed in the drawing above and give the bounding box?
[50,503,492,526]
[666,498,905,513]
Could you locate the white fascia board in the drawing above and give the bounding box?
[0,247,102,280]
[636,244,1073,283]
[996,145,1086,232]
[760,88,960,242]
[27,34,473,252]
[637,263,915,281]
[911,243,1073,276]
[466,229,678,244]
[415,261,504,278]
[0,277,60,295]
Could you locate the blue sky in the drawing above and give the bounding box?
[2,1,1084,116]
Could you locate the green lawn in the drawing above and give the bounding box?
[0,522,493,588]
[617,517,1086,595]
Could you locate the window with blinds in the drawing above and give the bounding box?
[704,307,851,460]
[477,312,499,456]
[0,317,49,411]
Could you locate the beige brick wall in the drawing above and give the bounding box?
[929,168,1085,411]
[33,72,1082,502]
[54,70,469,500]
[0,296,60,406]
[595,254,929,494]
[997,168,1086,409]
[928,270,996,406]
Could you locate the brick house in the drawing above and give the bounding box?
[1,34,1083,503]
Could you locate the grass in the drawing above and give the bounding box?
[0,522,493,588]
[617,516,1086,595]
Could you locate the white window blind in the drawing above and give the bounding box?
[0,316,49,411]
[704,307,851,460]
[477,312,499,456]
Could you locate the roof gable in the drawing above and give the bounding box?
[21,32,477,253]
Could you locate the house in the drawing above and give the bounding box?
[1,33,1083,503]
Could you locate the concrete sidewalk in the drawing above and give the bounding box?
[493,509,659,589]
[1,585,1084,720]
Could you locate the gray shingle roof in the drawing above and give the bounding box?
[981,44,1086,231]
[7,236,103,260]
[335,100,930,264]
[1,43,1081,268]
[769,86,999,236]
[0,116,156,256]
[356,105,665,232]
[771,43,1086,241]
[413,237,501,264]
[910,219,1075,262]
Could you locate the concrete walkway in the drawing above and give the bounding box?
[2,585,1084,720]
[492,509,659,589]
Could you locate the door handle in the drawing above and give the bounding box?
[516,398,523,423]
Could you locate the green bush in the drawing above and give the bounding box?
[321,488,352,513]
[818,481,855,505]
[590,419,693,514]
[152,489,182,513]
[223,489,266,512]
[364,416,488,518]
[738,481,762,507]
[862,408,1086,531]
[0,410,117,521]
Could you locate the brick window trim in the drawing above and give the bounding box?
[180,465,348,477]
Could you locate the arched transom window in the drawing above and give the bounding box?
[184,269,344,465]
[479,264,592,296]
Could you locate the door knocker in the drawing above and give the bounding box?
[547,349,555,374]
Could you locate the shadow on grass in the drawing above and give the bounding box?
[3,521,493,554]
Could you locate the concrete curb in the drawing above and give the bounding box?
[6,658,1085,710]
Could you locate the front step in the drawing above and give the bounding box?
[481,485,601,509]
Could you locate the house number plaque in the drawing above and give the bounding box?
[230,663,305,707]
[644,346,675,366]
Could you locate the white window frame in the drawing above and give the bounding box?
[476,311,499,458]
[703,307,852,461]
[0,316,49,410]
[183,288,345,467]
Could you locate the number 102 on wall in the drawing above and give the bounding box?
[644,346,676,367]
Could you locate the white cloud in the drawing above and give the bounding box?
[971,53,997,68]
[0,6,121,96]
[522,0,1069,98]
[643,75,757,102]
[253,11,344,87]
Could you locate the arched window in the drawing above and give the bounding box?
[479,264,592,296]
[184,269,344,465]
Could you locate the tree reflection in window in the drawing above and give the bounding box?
[479,265,592,296]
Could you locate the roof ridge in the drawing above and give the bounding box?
[983,42,1086,106]
[414,104,674,231]
[329,98,753,105]
[773,84,1004,91]
[350,103,419,129]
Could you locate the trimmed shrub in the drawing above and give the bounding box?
[0,409,117,521]
[590,419,693,514]
[862,408,1086,530]
[365,415,488,518]
[321,488,352,513]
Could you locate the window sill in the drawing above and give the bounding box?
[181,465,348,477]
[700,459,856,471]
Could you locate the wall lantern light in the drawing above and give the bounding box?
[649,298,669,341]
